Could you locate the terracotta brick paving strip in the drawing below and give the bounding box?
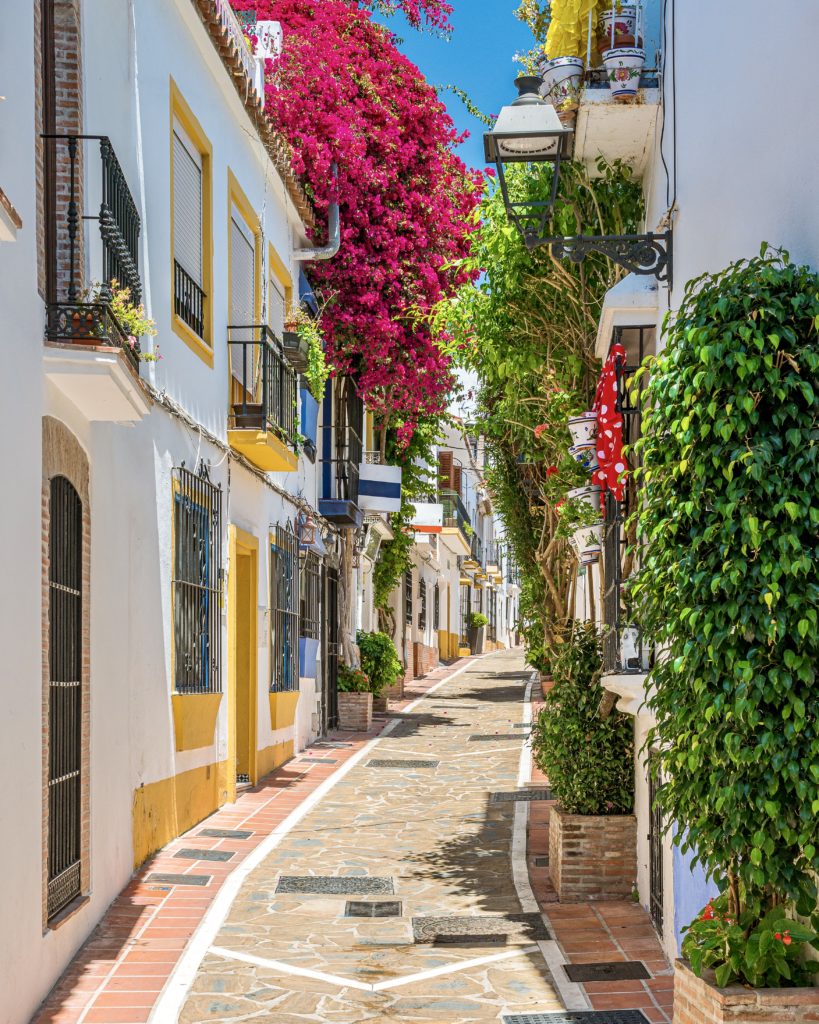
[32,656,482,1024]
[528,696,675,1023]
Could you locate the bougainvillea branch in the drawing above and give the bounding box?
[232,0,479,444]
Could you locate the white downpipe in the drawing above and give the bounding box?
[294,164,340,262]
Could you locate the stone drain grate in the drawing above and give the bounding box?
[563,961,650,982]
[367,759,440,769]
[345,900,403,918]
[469,734,523,741]
[276,876,395,895]
[174,848,235,862]
[198,828,254,840]
[145,873,211,887]
[503,1014,650,1024]
[491,789,552,802]
[413,914,549,944]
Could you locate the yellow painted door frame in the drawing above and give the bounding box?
[228,525,259,802]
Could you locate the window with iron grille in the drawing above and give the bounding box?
[47,476,83,921]
[271,523,299,691]
[433,584,440,631]
[459,584,471,646]
[418,579,427,631]
[404,570,413,625]
[300,550,321,640]
[173,464,223,694]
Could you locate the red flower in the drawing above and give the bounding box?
[783,931,792,946]
[701,902,715,921]
[546,465,558,478]
[534,423,548,440]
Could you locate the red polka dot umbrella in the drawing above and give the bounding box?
[593,343,628,501]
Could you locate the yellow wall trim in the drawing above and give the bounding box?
[228,526,259,800]
[171,693,223,751]
[132,760,228,868]
[269,691,300,732]
[257,739,294,782]
[227,429,298,472]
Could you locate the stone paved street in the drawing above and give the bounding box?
[174,649,564,1022]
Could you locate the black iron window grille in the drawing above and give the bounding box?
[229,325,297,444]
[488,590,498,642]
[470,531,483,565]
[433,584,440,631]
[323,566,340,731]
[648,750,665,933]
[419,579,428,631]
[334,377,364,504]
[271,523,299,692]
[404,571,413,626]
[602,325,655,675]
[42,134,142,366]
[459,584,471,646]
[47,476,83,921]
[175,260,205,339]
[300,550,321,641]
[173,463,223,694]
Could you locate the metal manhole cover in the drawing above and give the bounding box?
[276,876,394,895]
[469,734,522,741]
[433,933,508,946]
[315,742,353,748]
[534,856,549,867]
[504,1014,649,1024]
[563,962,650,982]
[145,873,211,886]
[198,828,254,839]
[301,758,338,764]
[412,913,548,944]
[366,759,439,769]
[174,848,235,862]
[345,900,403,918]
[491,789,552,803]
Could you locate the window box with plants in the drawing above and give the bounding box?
[467,611,488,656]
[633,249,819,1022]
[530,623,636,901]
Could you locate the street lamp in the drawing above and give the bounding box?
[484,77,672,283]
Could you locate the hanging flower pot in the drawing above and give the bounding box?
[599,6,639,49]
[537,56,584,111]
[572,522,603,563]
[567,412,598,446]
[603,47,645,101]
[569,442,600,473]
[568,484,602,512]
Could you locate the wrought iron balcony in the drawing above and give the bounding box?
[42,134,142,369]
[228,326,298,472]
[470,532,483,565]
[440,488,471,536]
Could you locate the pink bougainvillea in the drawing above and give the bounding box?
[231,0,479,442]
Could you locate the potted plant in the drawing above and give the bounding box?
[337,664,374,731]
[467,612,488,655]
[568,442,600,472]
[78,279,159,367]
[537,54,584,115]
[357,630,403,712]
[567,483,602,512]
[282,305,323,377]
[599,5,640,49]
[602,46,645,102]
[556,496,603,562]
[567,411,598,446]
[530,623,635,901]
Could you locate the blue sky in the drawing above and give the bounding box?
[373,2,535,171]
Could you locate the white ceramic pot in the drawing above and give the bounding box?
[573,522,603,563]
[567,412,598,446]
[569,442,599,473]
[537,55,584,109]
[599,6,638,45]
[568,484,602,512]
[603,47,645,100]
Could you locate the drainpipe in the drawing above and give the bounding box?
[294,163,340,262]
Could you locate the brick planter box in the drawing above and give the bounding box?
[337,692,372,732]
[673,959,819,1024]
[549,804,637,901]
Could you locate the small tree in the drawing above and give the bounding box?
[633,247,819,984]
[531,623,633,815]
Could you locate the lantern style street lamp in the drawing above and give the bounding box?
[484,77,672,283]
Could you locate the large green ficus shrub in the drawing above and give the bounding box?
[632,247,819,983]
[531,623,633,814]
[356,630,402,697]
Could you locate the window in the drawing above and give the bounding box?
[269,270,286,338]
[404,570,413,625]
[170,81,212,359]
[418,579,427,631]
[47,476,83,921]
[300,551,321,640]
[459,584,471,646]
[230,207,255,328]
[271,524,299,691]
[172,464,223,693]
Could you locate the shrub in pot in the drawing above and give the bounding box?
[555,496,603,562]
[632,248,819,1010]
[357,630,402,711]
[337,664,373,731]
[530,623,635,900]
[467,611,488,655]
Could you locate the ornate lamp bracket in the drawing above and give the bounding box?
[531,230,673,285]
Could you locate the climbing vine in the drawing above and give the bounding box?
[632,247,819,978]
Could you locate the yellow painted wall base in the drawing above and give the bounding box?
[269,691,301,731]
[171,693,223,751]
[132,760,229,868]
[459,646,472,657]
[257,739,294,781]
[228,429,298,472]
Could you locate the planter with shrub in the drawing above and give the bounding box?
[357,630,402,712]
[467,612,488,655]
[530,623,635,901]
[631,249,819,1016]
[337,664,373,731]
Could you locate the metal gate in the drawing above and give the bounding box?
[648,751,664,933]
[47,476,83,920]
[322,566,339,732]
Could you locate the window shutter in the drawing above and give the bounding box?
[452,465,462,496]
[268,274,286,338]
[230,211,255,387]
[438,451,453,491]
[173,128,203,287]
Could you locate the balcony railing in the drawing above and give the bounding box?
[440,488,471,537]
[174,260,205,339]
[228,325,297,442]
[470,532,483,565]
[43,134,142,368]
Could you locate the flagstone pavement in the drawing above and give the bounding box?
[33,650,673,1024]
